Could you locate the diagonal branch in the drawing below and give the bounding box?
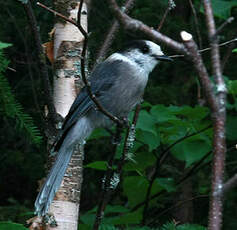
[37,1,124,127]
[95,0,135,64]
[107,0,186,54]
[23,1,57,123]
[222,173,237,195]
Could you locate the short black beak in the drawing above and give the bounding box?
[153,55,173,62]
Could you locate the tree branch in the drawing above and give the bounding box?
[107,0,187,54]
[188,0,203,48]
[203,1,227,229]
[23,1,57,123]
[37,1,125,127]
[95,0,135,64]
[93,125,123,230]
[222,173,237,195]
[157,0,176,32]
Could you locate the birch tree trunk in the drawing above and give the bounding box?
[47,1,88,229]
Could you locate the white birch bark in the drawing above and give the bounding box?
[47,1,88,229]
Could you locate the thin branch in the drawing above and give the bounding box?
[188,0,203,48]
[23,1,57,123]
[181,31,218,112]
[142,125,211,224]
[222,173,237,195]
[7,66,16,72]
[157,0,176,31]
[37,1,125,127]
[221,41,236,72]
[95,0,135,64]
[155,195,208,220]
[120,104,141,166]
[169,37,237,58]
[93,125,123,230]
[107,0,187,54]
[37,2,78,26]
[215,17,234,38]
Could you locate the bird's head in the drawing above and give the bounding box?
[119,40,173,74]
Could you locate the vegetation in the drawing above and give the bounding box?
[0,0,237,229]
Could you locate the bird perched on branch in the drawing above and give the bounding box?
[35,40,172,216]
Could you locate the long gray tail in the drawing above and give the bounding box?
[34,117,93,216]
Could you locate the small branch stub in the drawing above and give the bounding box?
[181,31,193,42]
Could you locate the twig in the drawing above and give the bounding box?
[131,150,212,212]
[169,37,237,58]
[77,0,123,126]
[23,1,57,123]
[142,125,211,224]
[37,2,77,26]
[107,0,186,54]
[93,104,141,230]
[188,0,202,48]
[181,31,218,111]
[120,104,141,166]
[158,125,211,166]
[157,0,176,31]
[93,125,123,230]
[7,66,16,72]
[215,17,234,38]
[155,195,208,220]
[95,0,135,64]
[177,151,212,185]
[222,173,237,195]
[37,1,124,127]
[221,41,236,72]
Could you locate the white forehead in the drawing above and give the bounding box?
[145,41,164,56]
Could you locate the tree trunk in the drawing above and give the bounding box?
[47,1,88,229]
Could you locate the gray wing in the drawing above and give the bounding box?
[53,59,124,151]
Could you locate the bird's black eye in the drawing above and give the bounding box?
[141,45,149,54]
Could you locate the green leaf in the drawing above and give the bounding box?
[136,110,157,136]
[171,139,211,168]
[226,115,237,140]
[104,205,129,214]
[123,150,156,172]
[227,80,237,95]
[0,50,42,146]
[84,161,108,170]
[156,178,176,192]
[123,176,149,207]
[106,210,142,225]
[0,42,12,50]
[0,222,28,230]
[232,48,237,53]
[136,129,160,151]
[201,0,237,19]
[150,104,178,123]
[177,224,206,230]
[169,105,209,120]
[99,225,118,230]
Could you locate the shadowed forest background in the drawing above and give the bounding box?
[0,0,237,229]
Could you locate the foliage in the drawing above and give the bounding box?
[1,0,237,229]
[0,42,42,146]
[79,222,206,230]
[0,222,28,230]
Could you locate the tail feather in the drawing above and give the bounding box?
[34,117,93,216]
[35,145,74,216]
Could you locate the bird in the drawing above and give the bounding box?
[34,40,172,216]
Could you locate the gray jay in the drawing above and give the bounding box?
[35,40,172,216]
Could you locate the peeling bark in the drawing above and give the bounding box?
[47,1,88,229]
